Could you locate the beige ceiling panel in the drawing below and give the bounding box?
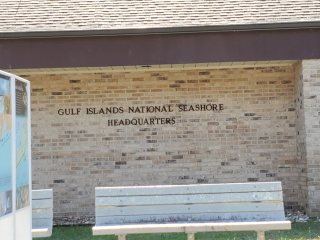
[220,62,233,66]
[159,64,172,69]
[183,63,196,68]
[6,60,298,75]
[243,61,257,65]
[87,67,101,71]
[99,66,114,71]
[195,63,208,67]
[124,66,137,70]
[279,60,295,64]
[62,68,76,72]
[172,64,184,68]
[111,66,125,70]
[75,67,90,71]
[39,68,53,72]
[267,60,282,65]
[147,65,161,69]
[230,62,245,66]
[135,65,151,70]
[207,62,221,67]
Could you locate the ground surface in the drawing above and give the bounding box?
[34,220,320,240]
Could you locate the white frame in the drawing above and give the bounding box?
[0,70,32,240]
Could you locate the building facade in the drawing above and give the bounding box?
[1,0,320,221]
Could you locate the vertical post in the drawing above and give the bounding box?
[12,75,17,240]
[187,233,195,240]
[299,59,320,217]
[256,231,265,240]
[118,234,127,240]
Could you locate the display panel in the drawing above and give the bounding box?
[15,79,30,209]
[0,74,13,217]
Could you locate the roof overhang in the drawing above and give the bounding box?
[1,25,320,70]
[1,21,320,39]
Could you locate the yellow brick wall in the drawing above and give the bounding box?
[26,66,298,219]
[298,60,320,217]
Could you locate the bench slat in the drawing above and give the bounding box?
[93,224,185,235]
[32,189,53,200]
[33,219,53,228]
[96,191,283,206]
[96,182,282,197]
[92,221,291,236]
[184,221,291,232]
[32,227,53,238]
[96,211,285,225]
[32,199,53,209]
[32,209,53,219]
[32,189,53,238]
[96,202,284,217]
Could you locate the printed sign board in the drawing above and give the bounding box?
[15,79,30,210]
[0,74,13,218]
[0,71,31,240]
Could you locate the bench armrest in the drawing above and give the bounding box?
[32,227,52,238]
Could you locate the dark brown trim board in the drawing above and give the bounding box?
[1,28,320,69]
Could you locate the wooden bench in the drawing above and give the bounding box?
[32,189,53,238]
[92,182,291,240]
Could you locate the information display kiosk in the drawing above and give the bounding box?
[0,71,31,240]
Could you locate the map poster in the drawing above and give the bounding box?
[15,79,30,210]
[0,74,13,217]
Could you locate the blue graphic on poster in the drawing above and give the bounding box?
[15,79,30,209]
[0,74,13,217]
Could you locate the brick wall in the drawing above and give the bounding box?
[27,66,299,220]
[294,61,308,213]
[299,60,320,217]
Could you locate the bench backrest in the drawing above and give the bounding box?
[32,189,53,229]
[95,182,286,226]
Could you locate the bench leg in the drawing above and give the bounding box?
[118,234,126,240]
[187,233,195,240]
[256,231,265,240]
